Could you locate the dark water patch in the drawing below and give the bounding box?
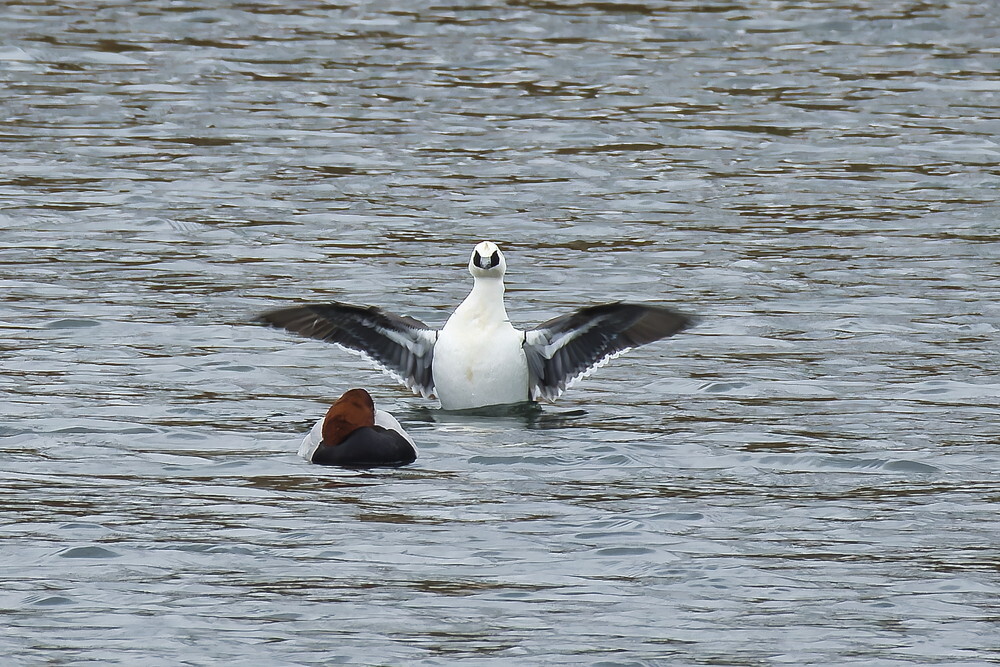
[44,318,101,329]
[814,481,995,502]
[57,546,121,559]
[356,511,445,525]
[175,544,256,555]
[594,546,656,556]
[26,595,76,606]
[755,455,942,475]
[554,142,666,154]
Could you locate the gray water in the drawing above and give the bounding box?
[2,1,999,664]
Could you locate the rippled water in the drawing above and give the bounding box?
[2,1,999,664]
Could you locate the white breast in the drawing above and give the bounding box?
[432,314,528,410]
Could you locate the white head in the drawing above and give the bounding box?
[468,241,506,279]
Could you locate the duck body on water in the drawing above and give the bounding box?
[299,388,417,467]
[259,242,696,411]
[432,248,529,409]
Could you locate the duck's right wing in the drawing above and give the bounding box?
[523,302,696,402]
[257,302,438,398]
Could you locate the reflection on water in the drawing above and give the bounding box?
[403,401,590,431]
[2,0,999,664]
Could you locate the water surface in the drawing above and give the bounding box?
[2,1,998,664]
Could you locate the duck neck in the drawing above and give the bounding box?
[459,276,508,322]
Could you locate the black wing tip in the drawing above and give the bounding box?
[611,302,700,341]
[586,300,697,317]
[255,304,311,328]
[254,301,367,325]
[255,309,287,328]
[254,308,283,326]
[675,309,701,332]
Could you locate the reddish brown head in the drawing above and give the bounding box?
[321,388,376,446]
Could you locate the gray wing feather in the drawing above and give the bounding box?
[523,302,696,402]
[257,302,437,398]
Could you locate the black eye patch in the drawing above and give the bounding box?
[476,250,501,269]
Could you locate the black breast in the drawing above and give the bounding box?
[310,426,417,468]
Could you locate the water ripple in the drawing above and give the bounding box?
[2,0,998,664]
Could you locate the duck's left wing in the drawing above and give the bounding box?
[523,302,696,402]
[257,302,437,398]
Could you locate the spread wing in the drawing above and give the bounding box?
[523,302,696,402]
[257,302,438,398]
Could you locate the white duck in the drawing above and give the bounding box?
[259,241,695,410]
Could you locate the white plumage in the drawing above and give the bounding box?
[260,241,695,410]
